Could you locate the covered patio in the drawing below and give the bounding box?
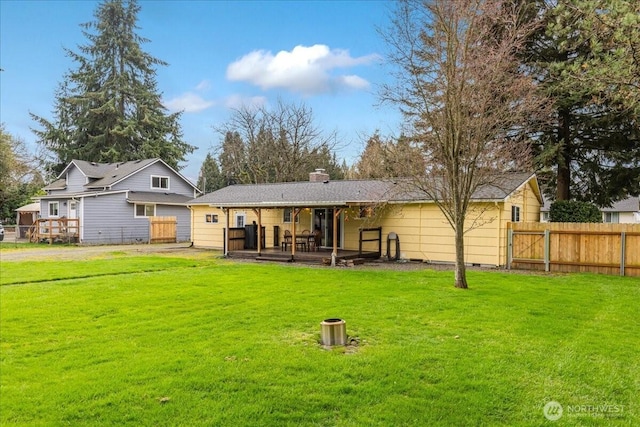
[188,169,391,265]
[224,226,382,264]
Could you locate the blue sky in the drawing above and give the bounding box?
[0,0,402,182]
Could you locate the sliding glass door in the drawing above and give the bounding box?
[313,209,342,248]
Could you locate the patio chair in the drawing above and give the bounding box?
[311,228,322,251]
[296,230,310,252]
[282,230,293,251]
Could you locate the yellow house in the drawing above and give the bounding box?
[188,170,542,267]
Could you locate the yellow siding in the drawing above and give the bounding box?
[190,206,316,250]
[343,179,542,266]
[191,177,542,266]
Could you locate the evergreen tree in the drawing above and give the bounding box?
[196,153,225,193]
[522,0,640,205]
[354,132,422,179]
[31,0,194,175]
[218,131,248,185]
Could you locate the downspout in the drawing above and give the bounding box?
[188,205,194,247]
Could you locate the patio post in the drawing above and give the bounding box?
[223,208,229,257]
[331,208,342,266]
[291,208,300,261]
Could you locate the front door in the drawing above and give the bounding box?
[67,200,81,240]
[313,209,342,248]
[68,201,78,219]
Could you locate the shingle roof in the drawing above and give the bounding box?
[49,158,198,192]
[540,196,639,212]
[601,197,640,212]
[189,172,536,208]
[74,159,158,188]
[126,191,193,205]
[43,178,67,191]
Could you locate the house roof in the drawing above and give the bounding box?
[540,196,639,212]
[126,191,193,205]
[49,158,199,192]
[601,197,640,212]
[189,172,537,208]
[77,159,159,188]
[43,178,67,191]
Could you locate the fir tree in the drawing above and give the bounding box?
[522,0,640,205]
[31,0,194,175]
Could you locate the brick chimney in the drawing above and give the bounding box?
[309,168,330,182]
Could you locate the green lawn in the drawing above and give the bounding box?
[1,252,638,426]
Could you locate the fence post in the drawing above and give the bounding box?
[544,229,550,272]
[620,232,626,277]
[507,228,513,270]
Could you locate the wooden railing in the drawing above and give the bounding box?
[29,218,80,244]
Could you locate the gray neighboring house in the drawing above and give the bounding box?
[540,196,640,223]
[39,159,200,244]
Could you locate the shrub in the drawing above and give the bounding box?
[549,200,602,222]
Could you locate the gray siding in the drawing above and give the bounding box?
[81,193,192,244]
[111,162,195,196]
[65,166,88,192]
[39,199,70,219]
[82,193,149,244]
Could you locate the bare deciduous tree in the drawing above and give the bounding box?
[380,0,549,288]
[215,99,342,184]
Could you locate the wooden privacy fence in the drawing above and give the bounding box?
[508,222,640,277]
[149,216,177,243]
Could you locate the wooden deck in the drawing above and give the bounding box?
[227,247,381,264]
[29,218,80,244]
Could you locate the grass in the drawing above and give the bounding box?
[1,252,638,426]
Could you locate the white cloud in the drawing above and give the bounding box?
[226,44,380,95]
[224,94,268,110]
[195,80,212,91]
[164,92,215,113]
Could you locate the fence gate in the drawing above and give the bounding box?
[149,216,177,243]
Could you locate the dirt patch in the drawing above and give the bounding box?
[0,243,201,262]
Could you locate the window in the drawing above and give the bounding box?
[49,201,59,217]
[235,213,246,228]
[135,203,155,217]
[541,212,550,222]
[511,205,520,222]
[151,175,169,190]
[603,212,619,223]
[205,214,219,223]
[283,208,299,223]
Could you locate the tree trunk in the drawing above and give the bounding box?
[454,225,468,289]
[556,108,572,201]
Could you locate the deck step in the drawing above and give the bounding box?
[255,256,292,263]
